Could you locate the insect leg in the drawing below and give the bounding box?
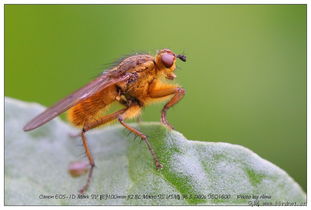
[78,108,127,193]
[118,105,163,169]
[83,108,127,132]
[78,130,94,194]
[149,85,185,129]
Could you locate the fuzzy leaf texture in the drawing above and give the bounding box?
[5,97,306,205]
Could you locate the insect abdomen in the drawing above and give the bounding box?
[67,85,118,126]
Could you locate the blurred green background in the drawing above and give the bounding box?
[5,5,306,191]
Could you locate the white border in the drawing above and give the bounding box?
[1,1,309,209]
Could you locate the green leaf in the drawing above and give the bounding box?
[5,97,306,205]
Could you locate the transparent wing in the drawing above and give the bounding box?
[23,73,130,131]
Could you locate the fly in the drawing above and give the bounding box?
[23,48,187,193]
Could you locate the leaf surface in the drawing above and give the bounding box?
[5,97,306,205]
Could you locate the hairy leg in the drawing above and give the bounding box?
[118,104,163,169]
[78,108,127,193]
[149,83,185,129]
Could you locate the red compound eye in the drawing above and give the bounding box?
[161,53,175,68]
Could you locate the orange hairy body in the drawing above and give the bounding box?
[67,85,118,126]
[67,53,178,127]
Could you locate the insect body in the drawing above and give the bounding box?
[23,48,186,193]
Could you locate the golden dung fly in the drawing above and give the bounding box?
[23,48,187,193]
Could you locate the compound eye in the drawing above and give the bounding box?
[161,53,175,68]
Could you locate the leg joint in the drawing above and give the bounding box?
[118,116,124,123]
[177,87,186,95]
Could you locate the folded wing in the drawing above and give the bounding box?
[23,73,130,131]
